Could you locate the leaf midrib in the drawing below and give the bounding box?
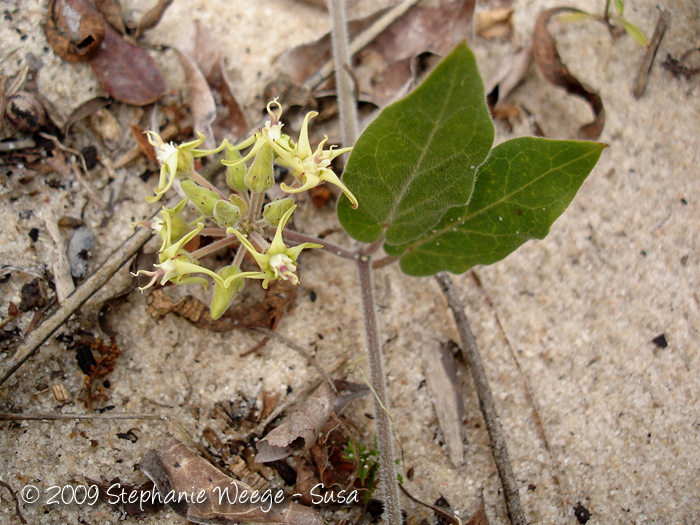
[396,146,599,251]
[380,74,457,237]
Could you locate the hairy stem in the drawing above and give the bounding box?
[358,257,402,525]
[434,273,527,525]
[283,229,358,260]
[189,235,239,260]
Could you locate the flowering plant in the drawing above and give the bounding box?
[135,100,355,320]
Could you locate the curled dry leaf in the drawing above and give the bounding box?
[94,0,126,34]
[88,23,166,105]
[255,381,335,463]
[279,0,476,107]
[178,21,249,142]
[532,8,605,140]
[45,0,105,63]
[142,440,323,525]
[174,49,216,149]
[134,0,174,39]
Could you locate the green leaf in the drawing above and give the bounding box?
[618,18,649,47]
[338,42,494,245]
[385,137,607,276]
[614,0,625,16]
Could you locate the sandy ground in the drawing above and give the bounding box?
[0,0,698,524]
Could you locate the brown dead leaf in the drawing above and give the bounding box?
[147,278,297,331]
[62,97,111,133]
[88,23,166,105]
[279,0,476,107]
[293,457,320,506]
[94,0,126,34]
[178,21,249,142]
[142,440,323,524]
[130,124,158,162]
[255,381,336,463]
[423,341,465,468]
[134,0,174,39]
[174,48,216,148]
[45,0,105,63]
[475,7,513,39]
[532,8,605,140]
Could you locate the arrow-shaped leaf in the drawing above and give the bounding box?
[337,42,494,246]
[385,137,606,276]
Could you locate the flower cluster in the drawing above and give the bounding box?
[135,100,356,319]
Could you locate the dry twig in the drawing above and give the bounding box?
[434,273,527,525]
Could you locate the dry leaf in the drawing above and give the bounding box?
[175,48,216,148]
[44,0,105,63]
[178,21,249,142]
[255,381,336,463]
[88,23,166,105]
[142,440,323,525]
[423,341,465,467]
[279,0,476,106]
[135,0,174,38]
[475,7,513,39]
[532,8,605,140]
[94,0,126,34]
[147,278,297,331]
[62,97,111,133]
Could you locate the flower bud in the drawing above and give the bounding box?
[245,142,274,194]
[229,193,248,216]
[182,180,219,217]
[212,200,241,228]
[263,198,295,227]
[210,265,245,320]
[225,146,247,193]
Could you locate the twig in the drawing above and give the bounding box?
[434,273,527,525]
[328,0,359,147]
[634,9,670,99]
[304,0,422,91]
[0,480,27,524]
[357,256,402,525]
[39,132,107,209]
[471,270,573,523]
[252,327,338,394]
[399,484,461,525]
[0,412,166,421]
[0,197,180,388]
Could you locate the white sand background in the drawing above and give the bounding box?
[0,0,698,524]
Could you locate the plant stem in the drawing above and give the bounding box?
[357,256,402,525]
[189,235,240,260]
[249,191,265,222]
[283,229,358,260]
[434,273,527,525]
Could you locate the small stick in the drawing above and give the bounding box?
[434,273,527,525]
[43,210,75,302]
[634,9,670,99]
[304,0,422,91]
[0,480,27,524]
[0,196,180,388]
[0,412,165,421]
[252,327,338,394]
